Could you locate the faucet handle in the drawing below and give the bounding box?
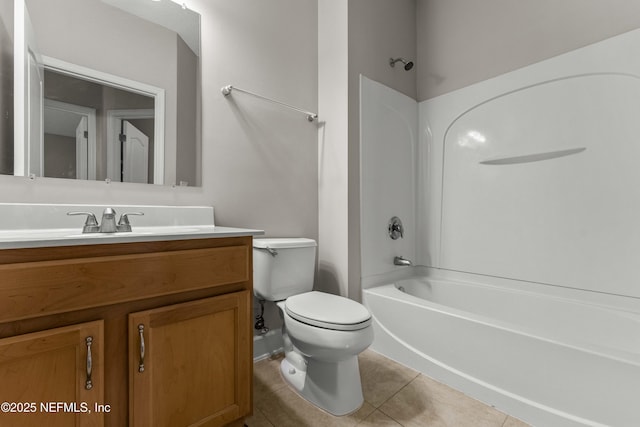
[388,216,404,240]
[117,212,144,232]
[67,211,99,233]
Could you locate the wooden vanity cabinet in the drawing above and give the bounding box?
[0,320,104,427]
[129,292,251,427]
[0,236,254,427]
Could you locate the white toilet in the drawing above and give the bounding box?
[253,238,373,416]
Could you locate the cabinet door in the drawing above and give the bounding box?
[0,320,104,427]
[129,291,251,427]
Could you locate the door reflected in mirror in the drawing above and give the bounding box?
[4,0,201,186]
[43,65,161,184]
[43,98,97,180]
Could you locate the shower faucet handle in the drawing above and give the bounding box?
[388,216,404,240]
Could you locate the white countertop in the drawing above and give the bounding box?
[0,225,264,249]
[0,203,263,249]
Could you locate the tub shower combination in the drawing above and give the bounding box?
[364,274,638,426]
[360,29,640,427]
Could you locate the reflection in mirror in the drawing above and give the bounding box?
[42,63,162,184]
[4,0,201,186]
[0,2,13,177]
[43,98,97,180]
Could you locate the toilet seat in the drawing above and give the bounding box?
[285,291,372,331]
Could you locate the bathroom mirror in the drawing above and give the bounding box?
[5,0,201,186]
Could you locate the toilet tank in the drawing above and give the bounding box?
[253,238,317,301]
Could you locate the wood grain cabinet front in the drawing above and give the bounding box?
[129,291,252,427]
[0,236,254,427]
[0,320,105,427]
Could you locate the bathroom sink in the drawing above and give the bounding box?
[0,204,263,250]
[0,226,196,243]
[63,226,209,238]
[63,231,154,238]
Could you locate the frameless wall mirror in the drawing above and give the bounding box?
[4,0,201,186]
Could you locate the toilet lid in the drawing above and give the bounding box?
[285,291,372,331]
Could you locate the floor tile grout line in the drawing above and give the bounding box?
[358,409,406,427]
[376,406,407,427]
[373,372,421,424]
[257,407,276,427]
[361,366,420,409]
[255,351,518,427]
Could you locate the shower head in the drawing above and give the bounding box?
[390,57,414,71]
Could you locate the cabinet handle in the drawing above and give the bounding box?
[138,324,145,373]
[85,336,93,390]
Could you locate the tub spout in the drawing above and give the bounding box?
[394,256,412,266]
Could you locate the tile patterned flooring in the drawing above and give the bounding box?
[247,349,531,427]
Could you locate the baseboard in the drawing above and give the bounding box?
[253,329,284,362]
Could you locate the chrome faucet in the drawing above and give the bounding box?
[68,208,144,233]
[99,208,118,233]
[393,256,412,266]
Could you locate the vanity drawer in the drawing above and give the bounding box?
[0,244,250,323]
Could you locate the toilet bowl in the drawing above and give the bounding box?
[277,292,373,415]
[253,238,373,415]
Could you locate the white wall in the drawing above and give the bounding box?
[359,1,640,294]
[420,29,640,300]
[360,77,416,283]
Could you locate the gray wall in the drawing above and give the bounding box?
[196,0,318,341]
[318,0,349,299]
[176,35,198,187]
[0,0,319,244]
[416,0,640,101]
[347,0,416,300]
[43,134,75,179]
[317,0,417,301]
[349,0,416,101]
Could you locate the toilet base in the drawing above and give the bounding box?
[280,355,364,416]
[280,357,307,391]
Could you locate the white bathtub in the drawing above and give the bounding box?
[362,276,640,427]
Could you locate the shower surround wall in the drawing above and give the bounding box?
[360,29,640,426]
[359,76,416,281]
[420,28,640,300]
[363,28,640,300]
